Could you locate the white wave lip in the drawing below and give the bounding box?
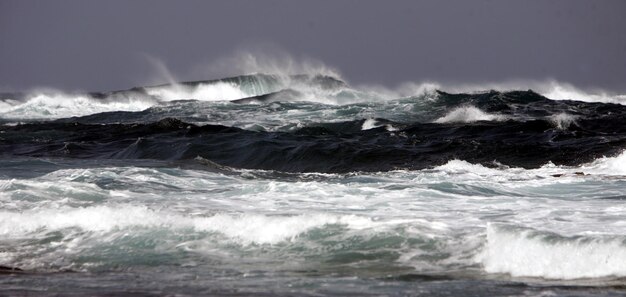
[0,83,267,120]
[434,146,626,178]
[548,112,578,130]
[0,93,155,120]
[541,81,626,105]
[579,150,626,176]
[433,159,505,177]
[434,106,506,123]
[482,223,626,279]
[361,118,397,131]
[436,80,626,105]
[0,205,373,245]
[144,82,253,102]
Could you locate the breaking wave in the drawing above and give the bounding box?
[0,205,373,245]
[2,67,626,290]
[2,73,626,121]
[434,105,507,123]
[0,93,155,120]
[482,224,626,279]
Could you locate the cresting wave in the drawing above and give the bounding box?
[2,74,626,120]
[4,93,626,173]
[0,93,155,120]
[483,224,626,279]
[434,149,626,177]
[0,74,349,119]
[3,71,626,291]
[433,105,506,123]
[0,205,372,245]
[1,159,626,279]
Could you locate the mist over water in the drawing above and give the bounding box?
[1,57,626,296]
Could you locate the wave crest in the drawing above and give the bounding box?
[0,93,155,120]
[434,106,506,123]
[548,112,578,130]
[482,224,626,279]
[0,205,372,245]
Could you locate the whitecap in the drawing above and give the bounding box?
[548,112,578,130]
[482,223,626,279]
[434,106,506,123]
[0,205,374,245]
[0,92,154,120]
[144,82,253,102]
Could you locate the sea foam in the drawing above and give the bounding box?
[548,112,578,130]
[361,118,397,131]
[541,81,626,105]
[0,205,373,245]
[482,224,626,279]
[435,149,626,178]
[580,150,626,176]
[144,82,253,102]
[434,106,506,123]
[0,93,155,120]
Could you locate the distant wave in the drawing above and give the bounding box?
[3,66,626,292]
[0,93,156,120]
[3,113,626,173]
[2,73,626,120]
[0,74,348,119]
[3,73,626,173]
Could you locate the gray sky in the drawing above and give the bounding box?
[1,0,625,92]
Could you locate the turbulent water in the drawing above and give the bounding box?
[1,74,626,296]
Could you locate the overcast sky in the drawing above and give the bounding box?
[1,0,625,92]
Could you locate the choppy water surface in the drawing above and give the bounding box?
[1,74,625,296]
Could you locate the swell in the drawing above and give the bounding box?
[3,113,626,173]
[89,73,345,101]
[0,74,348,120]
[4,73,626,122]
[38,89,626,130]
[4,88,626,173]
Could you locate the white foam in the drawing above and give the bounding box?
[436,80,626,105]
[350,81,440,102]
[7,76,626,121]
[2,163,626,275]
[144,82,252,102]
[433,159,505,176]
[198,49,343,83]
[193,213,372,244]
[0,99,20,111]
[548,112,578,130]
[434,148,626,178]
[482,224,626,279]
[579,150,626,176]
[150,79,626,106]
[434,106,506,123]
[338,79,626,106]
[0,205,373,245]
[359,118,398,131]
[541,81,626,104]
[361,118,379,130]
[0,92,154,120]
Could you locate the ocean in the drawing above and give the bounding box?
[1,74,625,296]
